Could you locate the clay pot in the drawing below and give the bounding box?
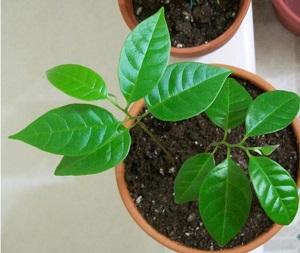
[115,64,300,253]
[272,0,300,36]
[118,0,252,57]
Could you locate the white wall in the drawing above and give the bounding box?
[2,1,163,252]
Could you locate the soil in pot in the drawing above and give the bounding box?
[124,78,299,251]
[133,0,240,48]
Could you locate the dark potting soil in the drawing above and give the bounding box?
[124,78,299,251]
[133,0,240,48]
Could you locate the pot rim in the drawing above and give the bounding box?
[272,0,300,24]
[115,64,300,253]
[117,0,252,57]
[272,0,300,36]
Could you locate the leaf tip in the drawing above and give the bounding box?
[45,66,55,79]
[174,196,182,204]
[54,170,61,176]
[54,166,67,176]
[8,132,21,141]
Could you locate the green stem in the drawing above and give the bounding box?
[222,129,228,142]
[138,109,151,119]
[138,121,175,164]
[189,0,195,9]
[205,141,218,153]
[107,93,132,118]
[227,146,231,157]
[245,149,252,158]
[107,94,151,123]
[239,135,248,146]
[205,129,228,152]
[124,102,131,114]
[204,133,254,159]
[107,93,174,164]
[211,145,219,156]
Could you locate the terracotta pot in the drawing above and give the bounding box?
[118,0,252,57]
[272,0,300,36]
[115,64,300,253]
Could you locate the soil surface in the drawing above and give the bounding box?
[133,0,241,48]
[124,78,299,251]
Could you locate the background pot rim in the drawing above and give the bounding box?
[272,0,300,36]
[117,0,252,57]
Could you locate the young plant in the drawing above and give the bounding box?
[174,77,300,246]
[9,8,231,175]
[9,8,300,248]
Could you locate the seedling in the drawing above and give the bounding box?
[9,8,300,247]
[174,77,300,245]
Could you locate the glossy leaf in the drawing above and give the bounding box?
[246,91,300,137]
[118,8,170,104]
[174,153,215,204]
[9,104,120,156]
[249,156,299,224]
[46,64,108,101]
[199,158,252,246]
[252,145,279,156]
[145,63,232,121]
[55,125,131,176]
[205,77,252,130]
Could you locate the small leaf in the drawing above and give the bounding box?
[9,104,121,156]
[205,77,252,130]
[249,156,299,225]
[199,158,252,246]
[174,153,215,204]
[55,125,131,176]
[118,8,170,104]
[252,145,279,156]
[146,63,232,121]
[252,148,262,155]
[46,64,108,101]
[246,91,300,137]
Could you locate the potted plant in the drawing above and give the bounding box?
[9,8,300,252]
[272,0,300,36]
[116,64,300,252]
[118,0,252,57]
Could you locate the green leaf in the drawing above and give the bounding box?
[199,158,252,246]
[46,64,108,101]
[54,125,131,176]
[249,156,299,225]
[118,8,170,104]
[174,153,215,204]
[145,63,232,121]
[246,91,300,137]
[9,104,121,156]
[205,77,252,130]
[252,145,279,156]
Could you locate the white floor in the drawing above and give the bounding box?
[2,1,299,253]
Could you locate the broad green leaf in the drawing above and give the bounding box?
[46,64,108,101]
[118,8,170,104]
[174,153,215,204]
[9,104,121,156]
[199,158,252,246]
[252,145,279,156]
[205,77,252,130]
[249,156,298,225]
[54,125,131,176]
[246,91,300,137]
[145,63,232,121]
